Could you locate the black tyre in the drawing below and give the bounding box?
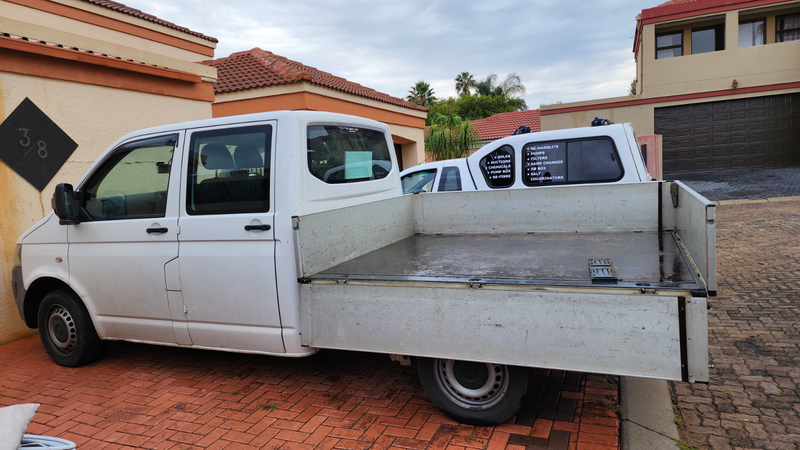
[418,358,529,425]
[37,289,104,367]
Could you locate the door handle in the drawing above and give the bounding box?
[146,227,169,234]
[244,224,271,231]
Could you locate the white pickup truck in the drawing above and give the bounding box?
[12,111,714,425]
[401,123,650,194]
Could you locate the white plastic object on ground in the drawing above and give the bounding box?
[20,435,77,449]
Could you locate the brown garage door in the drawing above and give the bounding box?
[655,93,800,174]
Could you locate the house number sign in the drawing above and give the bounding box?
[0,97,78,191]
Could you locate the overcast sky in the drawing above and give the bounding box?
[123,0,653,109]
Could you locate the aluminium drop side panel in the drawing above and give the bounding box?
[413,182,660,235]
[294,195,415,278]
[673,181,717,293]
[686,297,709,382]
[301,283,684,381]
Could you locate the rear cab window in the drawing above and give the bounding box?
[307,125,392,184]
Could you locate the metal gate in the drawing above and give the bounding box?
[655,93,800,174]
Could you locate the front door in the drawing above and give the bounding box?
[176,122,284,353]
[68,133,182,343]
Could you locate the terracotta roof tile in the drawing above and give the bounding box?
[202,48,427,112]
[654,0,701,7]
[80,0,217,43]
[470,110,541,141]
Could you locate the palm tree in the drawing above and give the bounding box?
[425,112,478,161]
[454,72,475,97]
[406,80,436,106]
[474,73,527,110]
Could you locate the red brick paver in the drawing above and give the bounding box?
[0,336,619,449]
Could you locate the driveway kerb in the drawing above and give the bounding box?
[621,377,680,450]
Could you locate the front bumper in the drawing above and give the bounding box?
[11,266,26,322]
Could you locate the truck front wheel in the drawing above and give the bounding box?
[38,289,104,367]
[418,358,529,425]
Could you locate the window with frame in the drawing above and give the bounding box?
[437,166,463,192]
[776,13,800,42]
[80,135,177,221]
[307,125,392,184]
[739,19,765,47]
[480,145,514,189]
[692,24,725,54]
[522,138,623,186]
[186,125,271,215]
[401,169,437,194]
[656,31,683,59]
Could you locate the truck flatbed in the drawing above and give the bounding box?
[310,231,703,293]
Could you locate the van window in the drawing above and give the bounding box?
[81,134,177,221]
[522,138,622,186]
[401,169,437,194]
[307,125,391,184]
[479,145,514,188]
[438,166,462,192]
[186,125,271,215]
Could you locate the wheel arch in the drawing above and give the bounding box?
[23,277,73,328]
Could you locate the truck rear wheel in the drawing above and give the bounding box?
[38,289,104,367]
[418,358,529,425]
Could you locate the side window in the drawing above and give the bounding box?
[81,134,177,221]
[401,169,437,194]
[307,125,392,184]
[567,139,622,182]
[479,145,514,189]
[522,138,622,186]
[437,166,462,192]
[186,125,271,215]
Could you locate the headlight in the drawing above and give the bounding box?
[13,244,22,268]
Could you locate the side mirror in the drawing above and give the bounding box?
[53,183,79,225]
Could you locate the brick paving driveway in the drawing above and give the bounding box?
[0,335,619,449]
[672,199,800,450]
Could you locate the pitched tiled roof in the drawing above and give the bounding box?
[470,110,541,141]
[654,0,700,7]
[201,48,427,112]
[81,0,218,43]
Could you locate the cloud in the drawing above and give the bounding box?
[122,0,646,107]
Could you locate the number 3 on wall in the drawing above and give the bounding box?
[18,128,31,148]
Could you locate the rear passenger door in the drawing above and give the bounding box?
[177,122,284,353]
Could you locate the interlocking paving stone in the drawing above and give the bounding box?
[671,199,800,450]
[670,167,800,201]
[0,337,620,449]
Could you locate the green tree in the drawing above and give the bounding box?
[454,71,475,97]
[426,94,522,125]
[425,112,478,161]
[629,78,637,95]
[406,80,436,106]
[474,73,527,110]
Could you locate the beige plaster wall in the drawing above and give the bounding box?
[0,72,211,344]
[388,124,425,169]
[639,3,800,98]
